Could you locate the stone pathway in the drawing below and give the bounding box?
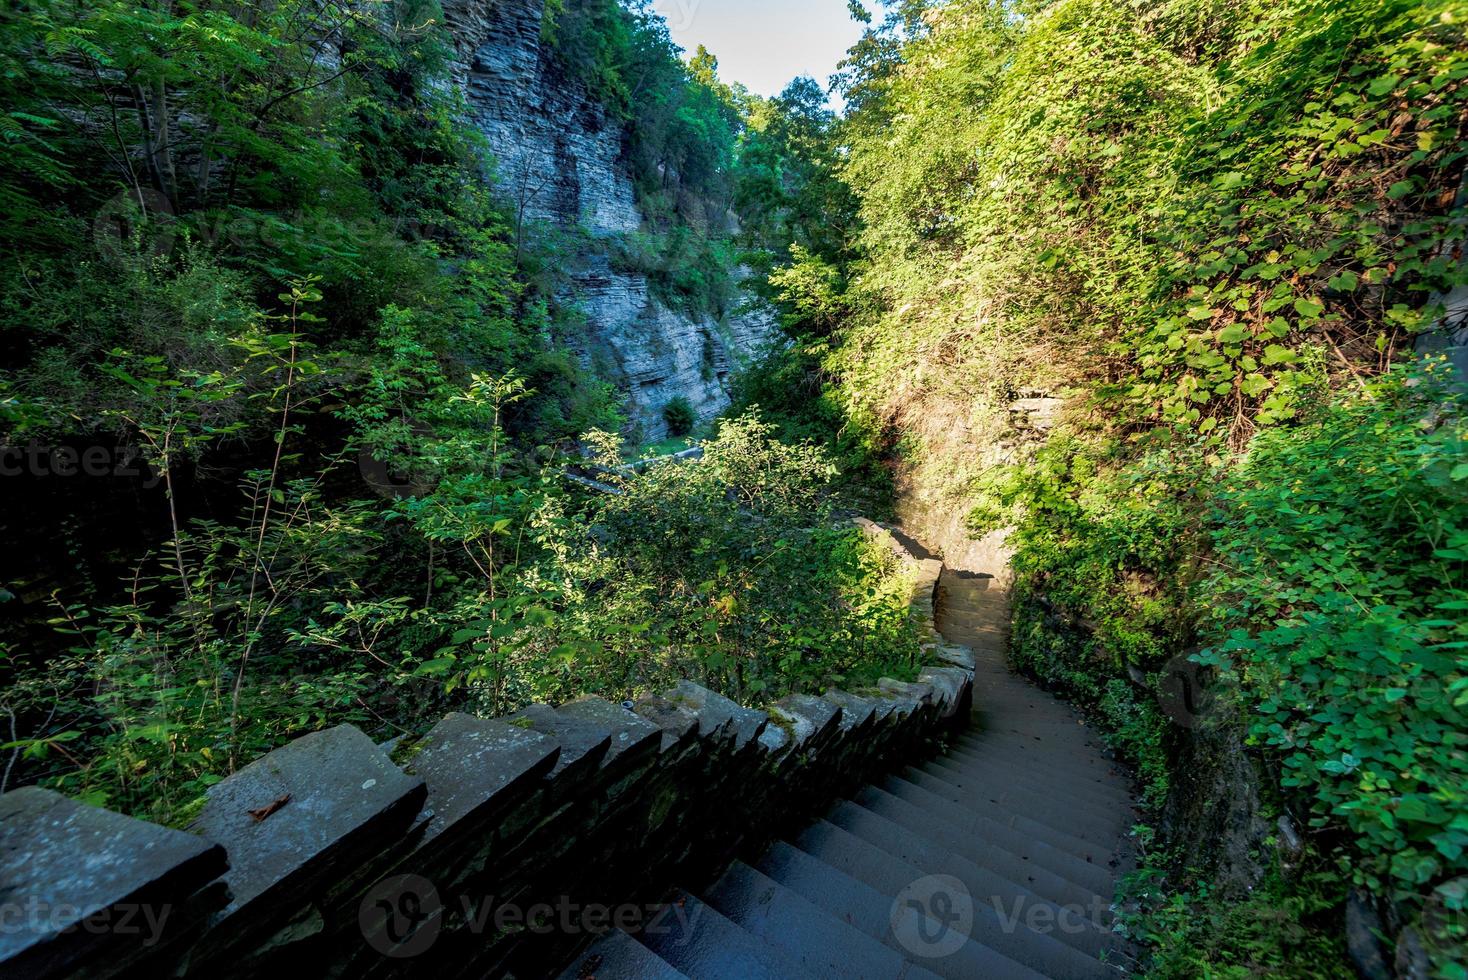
[558,555,1140,979]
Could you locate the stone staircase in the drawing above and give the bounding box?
[557,565,1140,980]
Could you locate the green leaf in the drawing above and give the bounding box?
[414,657,458,677]
[1387,180,1416,200]
[1218,324,1250,345]
[1294,298,1324,319]
[1367,76,1398,96]
[1262,344,1299,366]
[1241,374,1270,398]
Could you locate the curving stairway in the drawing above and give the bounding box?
[557,552,1140,980]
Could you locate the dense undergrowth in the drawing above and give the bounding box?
[0,1,913,826]
[751,0,1468,974]
[4,0,1464,973]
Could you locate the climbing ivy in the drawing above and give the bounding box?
[800,0,1468,973]
[1197,365,1468,898]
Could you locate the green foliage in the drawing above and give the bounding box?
[995,436,1202,806]
[737,77,861,266]
[728,342,893,508]
[1118,852,1351,979]
[662,395,696,437]
[768,246,854,336]
[1196,365,1467,897]
[831,0,1466,442]
[528,412,920,703]
[0,0,915,830]
[813,0,1468,974]
[546,2,746,213]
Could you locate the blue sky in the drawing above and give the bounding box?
[651,0,866,103]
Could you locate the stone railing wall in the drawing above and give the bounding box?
[0,526,973,980]
[853,517,944,645]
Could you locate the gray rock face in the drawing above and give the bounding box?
[769,694,843,753]
[441,0,779,434]
[821,690,880,732]
[0,787,227,978]
[444,0,639,237]
[1008,396,1066,431]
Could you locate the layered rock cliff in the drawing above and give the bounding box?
[441,0,779,436]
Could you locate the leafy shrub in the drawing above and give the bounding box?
[529,412,918,703]
[816,0,1468,971]
[1118,861,1349,979]
[1196,365,1467,897]
[663,396,696,437]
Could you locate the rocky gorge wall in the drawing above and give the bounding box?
[441,0,779,436]
[0,524,973,980]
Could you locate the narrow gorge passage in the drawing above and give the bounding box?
[559,537,1142,980]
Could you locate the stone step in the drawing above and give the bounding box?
[869,778,1121,890]
[969,709,1108,738]
[898,766,1126,852]
[790,820,1114,979]
[951,739,1133,793]
[853,783,1118,903]
[967,675,1079,702]
[912,761,1135,840]
[824,801,1122,961]
[939,611,1009,627]
[755,841,1047,980]
[960,745,1110,772]
[971,707,1098,734]
[940,615,1008,629]
[637,890,820,980]
[941,637,1008,655]
[556,929,689,980]
[928,752,1136,809]
[839,786,1109,921]
[957,727,1103,762]
[946,740,1134,797]
[963,730,1109,768]
[703,861,943,980]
